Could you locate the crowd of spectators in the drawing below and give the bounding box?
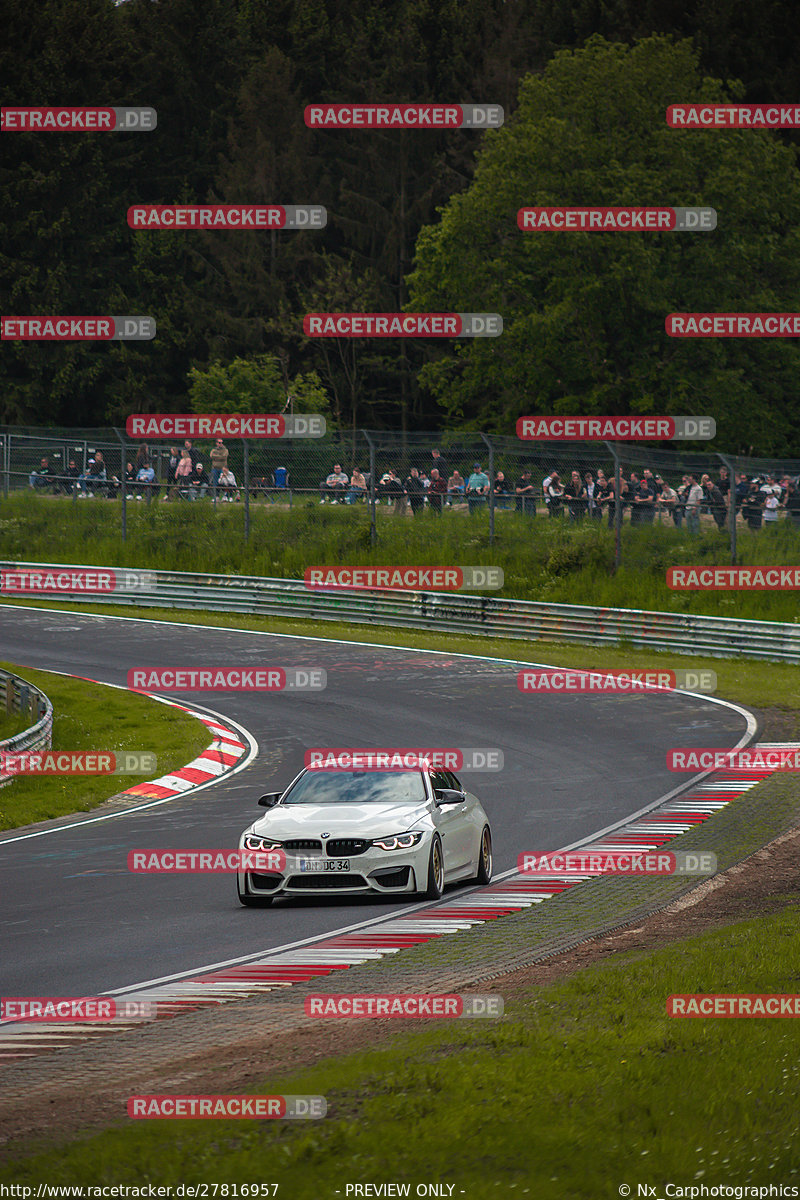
[25,444,800,530]
[318,455,800,530]
[26,440,245,503]
[538,466,800,531]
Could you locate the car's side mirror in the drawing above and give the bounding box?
[435,788,466,806]
[258,792,281,808]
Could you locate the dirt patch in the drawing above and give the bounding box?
[1,823,799,1163]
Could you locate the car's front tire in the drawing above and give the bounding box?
[474,826,492,884]
[424,834,444,900]
[237,876,274,907]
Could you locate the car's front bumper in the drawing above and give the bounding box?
[238,846,427,898]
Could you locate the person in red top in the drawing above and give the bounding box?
[428,467,447,514]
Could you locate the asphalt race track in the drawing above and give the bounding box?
[0,606,752,1000]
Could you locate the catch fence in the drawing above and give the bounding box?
[3,426,800,567]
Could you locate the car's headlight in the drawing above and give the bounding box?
[371,831,424,851]
[244,834,282,851]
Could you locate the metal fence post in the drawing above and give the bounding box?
[718,452,737,565]
[364,431,377,546]
[480,432,495,545]
[604,441,623,573]
[114,428,127,543]
[243,439,250,542]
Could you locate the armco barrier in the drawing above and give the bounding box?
[0,668,53,789]
[2,561,800,663]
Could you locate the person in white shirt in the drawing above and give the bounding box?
[685,474,704,535]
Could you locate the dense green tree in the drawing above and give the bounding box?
[3,1,800,441]
[187,353,331,417]
[407,36,800,453]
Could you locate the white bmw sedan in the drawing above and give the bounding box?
[237,764,492,906]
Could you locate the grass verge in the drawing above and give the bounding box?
[0,663,211,831]
[1,907,798,1194]
[3,493,800,620]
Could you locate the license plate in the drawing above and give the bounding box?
[299,858,350,872]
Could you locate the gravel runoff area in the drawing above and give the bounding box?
[0,706,798,1161]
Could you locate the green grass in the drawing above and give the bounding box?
[3,907,799,1192]
[0,705,32,741]
[0,663,211,830]
[3,492,800,620]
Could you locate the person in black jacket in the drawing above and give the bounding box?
[430,448,449,484]
[702,474,727,530]
[404,467,426,515]
[741,481,764,530]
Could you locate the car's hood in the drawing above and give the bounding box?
[250,802,430,838]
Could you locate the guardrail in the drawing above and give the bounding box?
[0,668,53,789]
[2,561,800,663]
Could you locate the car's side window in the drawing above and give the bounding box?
[429,769,449,794]
[445,770,463,792]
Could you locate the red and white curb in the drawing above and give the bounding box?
[2,746,795,1060]
[121,700,248,800]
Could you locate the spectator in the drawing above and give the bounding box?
[628,473,642,524]
[466,462,489,514]
[542,468,556,511]
[734,472,750,513]
[717,466,730,503]
[685,474,704,535]
[493,471,512,510]
[584,471,600,520]
[674,475,693,529]
[109,462,135,499]
[564,471,587,521]
[54,458,80,496]
[78,454,107,497]
[135,444,151,472]
[387,468,406,514]
[760,475,783,507]
[217,466,240,501]
[595,474,614,526]
[189,462,210,500]
[741,480,764,530]
[209,439,228,497]
[165,449,194,499]
[784,477,800,527]
[631,476,656,525]
[405,467,426,515]
[375,471,392,504]
[546,471,564,517]
[763,490,781,525]
[135,461,156,500]
[431,448,449,483]
[515,469,536,515]
[183,439,202,470]
[124,462,137,497]
[655,476,678,524]
[447,470,466,505]
[166,446,181,485]
[320,463,349,503]
[347,468,367,505]
[29,456,54,491]
[428,468,447,514]
[701,474,727,530]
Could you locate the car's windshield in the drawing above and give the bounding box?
[281,770,427,805]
